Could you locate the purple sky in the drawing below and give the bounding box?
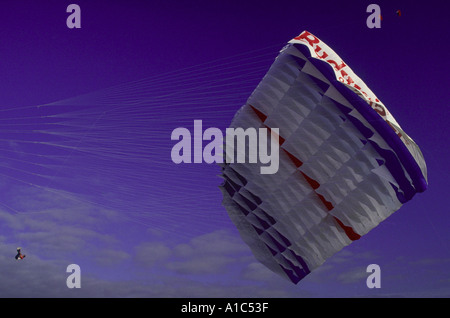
[0,0,448,297]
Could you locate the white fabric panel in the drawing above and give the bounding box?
[220,42,406,284]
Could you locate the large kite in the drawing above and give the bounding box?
[220,31,427,284]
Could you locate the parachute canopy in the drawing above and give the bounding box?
[220,31,427,284]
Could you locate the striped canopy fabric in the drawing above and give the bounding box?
[220,31,427,284]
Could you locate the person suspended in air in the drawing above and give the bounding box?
[15,247,26,260]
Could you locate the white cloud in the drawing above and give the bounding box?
[336,266,368,284]
[134,241,172,267]
[165,230,249,275]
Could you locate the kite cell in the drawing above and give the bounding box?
[219,31,427,284]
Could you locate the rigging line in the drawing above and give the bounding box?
[88,56,272,94]
[0,199,22,215]
[54,75,259,110]
[45,110,109,182]
[40,43,281,107]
